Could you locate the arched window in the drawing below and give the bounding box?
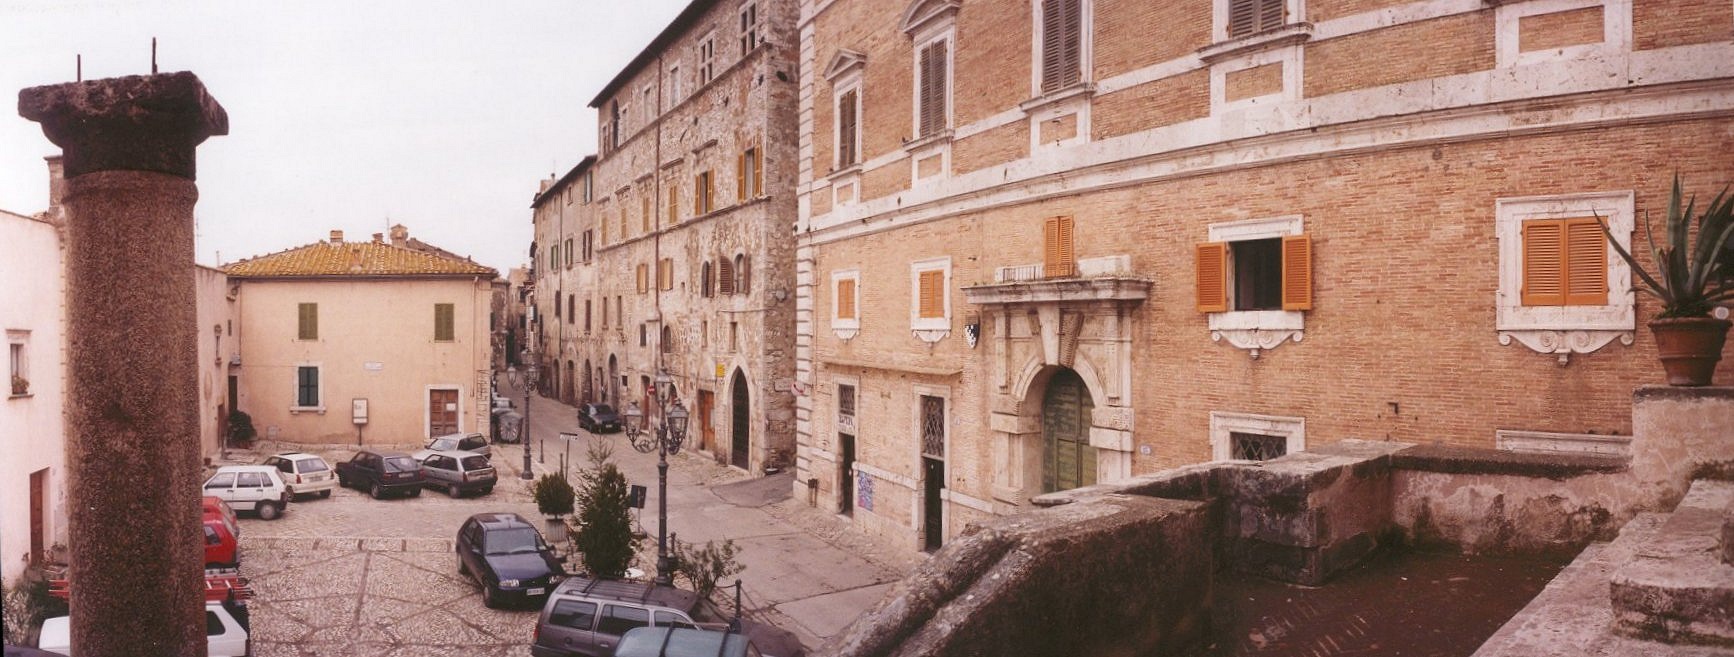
[661,325,674,354]
[702,261,714,298]
[734,254,750,295]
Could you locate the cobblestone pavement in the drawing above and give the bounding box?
[225,378,921,656]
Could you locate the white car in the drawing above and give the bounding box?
[202,465,291,520]
[411,432,491,462]
[262,452,337,499]
[38,601,250,656]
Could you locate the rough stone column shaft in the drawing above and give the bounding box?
[20,72,228,657]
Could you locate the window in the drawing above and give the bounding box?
[667,186,679,226]
[1495,192,1635,358]
[920,394,945,458]
[1231,432,1287,460]
[1210,411,1304,461]
[719,257,735,296]
[910,257,952,340]
[670,65,682,102]
[602,296,609,328]
[1195,224,1310,312]
[702,261,715,297]
[205,473,236,489]
[597,605,651,637]
[617,296,623,326]
[8,335,28,396]
[838,383,856,417]
[733,254,751,295]
[655,610,698,630]
[585,300,593,333]
[730,321,739,351]
[642,195,652,233]
[1228,0,1285,38]
[832,270,861,339]
[701,319,709,346]
[552,243,562,271]
[918,270,944,318]
[658,258,674,291]
[608,100,621,153]
[837,89,860,168]
[636,263,650,294]
[556,294,563,321]
[661,325,674,354]
[568,293,576,322]
[639,323,648,347]
[698,37,716,86]
[434,303,455,342]
[694,171,715,215]
[739,2,759,57]
[1038,0,1084,92]
[738,146,762,201]
[550,600,599,631]
[295,366,320,408]
[565,238,574,267]
[1043,215,1076,277]
[916,38,951,139]
[297,303,318,340]
[837,279,857,320]
[583,171,593,203]
[620,205,628,238]
[583,230,594,261]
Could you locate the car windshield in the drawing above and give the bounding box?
[460,456,490,470]
[429,438,458,451]
[385,457,419,472]
[483,527,546,555]
[593,405,615,416]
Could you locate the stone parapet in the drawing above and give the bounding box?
[1609,480,1734,647]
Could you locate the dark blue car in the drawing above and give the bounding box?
[457,513,567,608]
[578,403,622,434]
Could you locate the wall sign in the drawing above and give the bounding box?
[352,399,368,425]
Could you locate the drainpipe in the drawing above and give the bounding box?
[19,72,228,657]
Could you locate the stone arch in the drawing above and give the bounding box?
[729,367,752,470]
[1011,351,1109,417]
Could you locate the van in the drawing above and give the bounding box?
[530,576,802,657]
[614,626,761,657]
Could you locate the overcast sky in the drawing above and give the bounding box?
[0,0,689,274]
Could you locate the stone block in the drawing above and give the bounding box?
[1609,480,1734,647]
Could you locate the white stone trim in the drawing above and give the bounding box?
[908,26,956,186]
[1029,0,1095,96]
[854,461,917,490]
[1213,0,1308,43]
[1495,0,1631,70]
[1494,191,1635,360]
[909,257,953,341]
[1210,41,1304,115]
[1496,428,1631,457]
[289,361,324,413]
[830,269,861,340]
[1205,215,1306,357]
[1209,411,1306,461]
[1026,87,1093,152]
[941,488,995,512]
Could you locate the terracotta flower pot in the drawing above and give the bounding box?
[1649,316,1732,386]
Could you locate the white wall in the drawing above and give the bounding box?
[0,208,67,585]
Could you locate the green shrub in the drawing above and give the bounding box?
[669,537,746,601]
[534,473,576,518]
[571,442,640,578]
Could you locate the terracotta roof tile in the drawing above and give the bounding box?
[223,240,497,278]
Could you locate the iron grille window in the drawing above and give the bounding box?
[920,395,945,458]
[839,384,856,417]
[1230,432,1286,461]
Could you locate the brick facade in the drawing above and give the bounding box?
[794,0,1734,551]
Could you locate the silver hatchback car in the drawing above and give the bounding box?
[420,450,497,498]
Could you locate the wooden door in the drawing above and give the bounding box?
[697,390,715,452]
[922,457,944,552]
[1042,368,1096,493]
[429,389,459,436]
[730,372,749,470]
[30,469,46,562]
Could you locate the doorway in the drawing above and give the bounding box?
[839,434,856,516]
[1042,368,1097,493]
[583,360,593,404]
[429,389,459,436]
[730,371,749,470]
[29,469,46,563]
[697,390,716,452]
[607,355,618,404]
[922,457,944,552]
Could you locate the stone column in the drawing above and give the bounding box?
[19,72,228,657]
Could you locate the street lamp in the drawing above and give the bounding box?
[624,370,688,586]
[508,356,539,480]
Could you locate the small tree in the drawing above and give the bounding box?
[571,442,640,578]
[533,473,576,519]
[226,410,257,447]
[668,536,746,601]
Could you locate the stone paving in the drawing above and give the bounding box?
[225,379,921,656]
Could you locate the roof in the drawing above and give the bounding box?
[471,512,534,529]
[532,155,596,209]
[588,0,717,108]
[223,240,496,279]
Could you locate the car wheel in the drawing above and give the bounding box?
[257,502,281,521]
[320,489,332,499]
[448,484,462,498]
[370,482,383,499]
[482,584,498,609]
[457,552,468,576]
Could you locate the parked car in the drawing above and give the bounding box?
[577,403,621,434]
[38,600,250,656]
[202,466,290,520]
[456,512,566,609]
[530,576,804,657]
[203,497,241,568]
[412,432,491,461]
[335,450,424,499]
[262,452,337,499]
[614,627,762,657]
[421,450,498,498]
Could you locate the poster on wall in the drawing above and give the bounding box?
[857,474,874,513]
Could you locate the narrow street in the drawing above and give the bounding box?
[230,377,918,656]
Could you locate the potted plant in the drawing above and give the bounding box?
[533,473,576,540]
[10,374,27,396]
[1602,175,1734,386]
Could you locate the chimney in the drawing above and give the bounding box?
[372,232,384,244]
[389,223,408,247]
[329,229,344,244]
[44,155,66,224]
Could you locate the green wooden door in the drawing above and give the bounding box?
[1042,369,1096,493]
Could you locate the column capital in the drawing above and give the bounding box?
[18,71,228,179]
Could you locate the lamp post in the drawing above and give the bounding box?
[623,369,688,586]
[509,356,539,480]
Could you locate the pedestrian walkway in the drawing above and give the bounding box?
[494,379,921,650]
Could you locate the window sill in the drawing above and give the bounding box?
[833,319,860,342]
[9,392,32,400]
[289,406,326,415]
[1197,23,1314,64]
[1208,310,1304,358]
[826,164,863,184]
[902,130,955,155]
[1018,82,1096,114]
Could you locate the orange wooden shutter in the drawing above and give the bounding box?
[1521,220,1566,306]
[1043,216,1076,277]
[1564,218,1608,306]
[642,196,651,232]
[753,146,764,197]
[694,174,704,214]
[1281,234,1313,311]
[705,172,715,212]
[1195,242,1228,313]
[737,152,748,201]
[668,186,678,225]
[719,258,736,295]
[838,279,856,319]
[918,270,944,318]
[637,264,648,294]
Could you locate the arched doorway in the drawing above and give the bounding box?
[583,360,593,404]
[730,370,750,470]
[1042,368,1096,493]
[565,360,576,404]
[607,355,618,405]
[551,361,562,403]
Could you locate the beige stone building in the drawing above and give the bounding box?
[792,0,1734,550]
[224,226,498,446]
[532,0,801,472]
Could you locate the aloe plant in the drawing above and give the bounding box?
[1601,175,1734,318]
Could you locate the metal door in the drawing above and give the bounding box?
[922,457,944,552]
[429,389,459,436]
[730,371,749,469]
[1042,369,1097,492]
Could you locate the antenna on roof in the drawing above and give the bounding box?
[151,37,158,74]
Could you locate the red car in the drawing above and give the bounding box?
[203,496,241,568]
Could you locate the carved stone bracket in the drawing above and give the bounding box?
[912,328,950,344]
[833,327,860,342]
[1211,328,1302,359]
[1499,329,1634,365]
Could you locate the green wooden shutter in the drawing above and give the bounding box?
[435,303,455,341]
[298,303,318,340]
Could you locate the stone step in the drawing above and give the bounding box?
[1609,480,1734,648]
